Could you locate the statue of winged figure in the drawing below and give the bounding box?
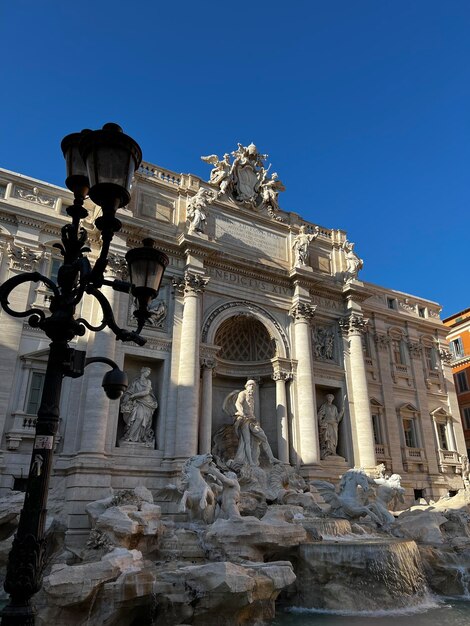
[201,153,231,197]
[201,143,285,213]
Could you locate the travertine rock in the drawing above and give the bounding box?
[86,486,163,554]
[38,548,156,626]
[394,509,449,544]
[154,560,296,626]
[204,509,307,562]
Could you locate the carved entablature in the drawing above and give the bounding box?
[7,242,44,272]
[374,333,391,351]
[137,337,172,351]
[173,271,209,294]
[289,303,316,322]
[338,313,368,336]
[407,342,423,358]
[14,185,56,208]
[106,253,128,279]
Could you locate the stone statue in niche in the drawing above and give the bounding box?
[120,367,158,447]
[223,380,281,468]
[312,326,335,361]
[186,188,215,235]
[342,239,363,282]
[318,393,346,458]
[292,225,319,266]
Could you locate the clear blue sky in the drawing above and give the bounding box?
[1,1,469,317]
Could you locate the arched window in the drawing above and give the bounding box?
[214,315,276,362]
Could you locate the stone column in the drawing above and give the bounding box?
[175,271,208,460]
[290,303,320,465]
[78,250,128,455]
[339,313,376,470]
[79,281,118,455]
[272,371,291,463]
[199,357,215,454]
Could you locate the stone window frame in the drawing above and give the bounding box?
[397,402,421,449]
[430,407,460,468]
[370,397,385,446]
[420,334,440,373]
[387,327,408,367]
[6,350,62,451]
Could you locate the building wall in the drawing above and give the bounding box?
[444,309,470,456]
[0,163,465,544]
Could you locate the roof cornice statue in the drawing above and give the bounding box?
[201,143,286,220]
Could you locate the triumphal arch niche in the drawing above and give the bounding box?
[202,301,292,463]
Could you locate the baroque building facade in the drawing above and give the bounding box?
[0,146,464,544]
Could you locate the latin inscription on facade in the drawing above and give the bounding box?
[214,214,286,261]
[207,267,291,296]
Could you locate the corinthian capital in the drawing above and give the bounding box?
[106,253,128,279]
[338,313,368,336]
[173,271,209,294]
[7,242,44,272]
[289,302,316,321]
[272,370,292,382]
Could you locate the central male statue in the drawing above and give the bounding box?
[224,380,281,467]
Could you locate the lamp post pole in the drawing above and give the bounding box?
[0,123,168,625]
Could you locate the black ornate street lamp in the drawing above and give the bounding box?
[0,123,168,625]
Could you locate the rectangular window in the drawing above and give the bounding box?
[456,371,469,393]
[424,347,438,370]
[418,307,426,318]
[450,337,465,359]
[437,423,448,450]
[372,413,383,444]
[462,407,470,430]
[392,339,406,365]
[0,185,6,199]
[26,371,45,415]
[403,418,417,448]
[387,298,397,310]
[49,257,61,284]
[362,333,372,358]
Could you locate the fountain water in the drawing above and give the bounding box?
[291,538,431,612]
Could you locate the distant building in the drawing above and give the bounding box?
[443,308,470,457]
[0,146,465,544]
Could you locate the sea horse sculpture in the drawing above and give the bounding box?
[311,468,383,525]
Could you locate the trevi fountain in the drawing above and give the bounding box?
[1,379,470,625]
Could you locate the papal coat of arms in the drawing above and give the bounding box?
[201,143,285,218]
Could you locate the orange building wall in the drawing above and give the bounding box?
[444,308,470,454]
